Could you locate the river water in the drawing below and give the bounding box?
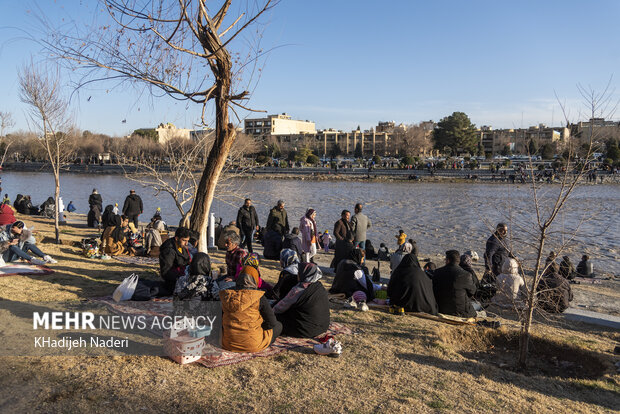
[2,171,618,274]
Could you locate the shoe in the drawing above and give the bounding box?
[358,301,369,312]
[29,258,46,266]
[313,338,342,358]
[43,255,58,264]
[343,297,357,309]
[389,305,405,315]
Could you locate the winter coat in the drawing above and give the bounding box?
[576,259,593,277]
[492,258,525,308]
[236,205,259,231]
[282,233,302,258]
[101,225,126,256]
[350,212,371,243]
[432,263,477,318]
[266,206,290,235]
[263,230,284,260]
[275,282,330,338]
[388,254,438,314]
[122,194,143,216]
[299,216,318,252]
[220,289,274,353]
[330,259,375,300]
[87,205,102,228]
[174,253,219,301]
[559,258,576,280]
[272,270,299,301]
[88,193,103,211]
[159,237,191,289]
[333,218,353,242]
[101,205,115,229]
[485,232,509,275]
[0,204,16,226]
[537,272,573,313]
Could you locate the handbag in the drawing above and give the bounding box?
[112,273,139,302]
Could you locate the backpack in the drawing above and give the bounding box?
[82,238,99,258]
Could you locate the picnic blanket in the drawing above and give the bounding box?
[90,296,352,367]
[113,255,225,267]
[0,263,54,277]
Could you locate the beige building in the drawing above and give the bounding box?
[245,114,316,136]
[155,123,192,144]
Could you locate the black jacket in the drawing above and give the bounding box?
[262,229,284,260]
[276,282,330,338]
[484,232,508,275]
[282,233,303,258]
[388,254,438,315]
[123,194,143,216]
[330,259,374,300]
[258,295,279,331]
[432,263,477,318]
[159,237,191,289]
[272,270,299,301]
[236,205,259,230]
[88,193,103,211]
[266,206,289,235]
[537,272,573,313]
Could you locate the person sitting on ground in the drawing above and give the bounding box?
[217,221,239,250]
[101,205,115,229]
[13,194,23,211]
[492,258,525,308]
[377,243,390,261]
[281,227,303,259]
[559,256,576,280]
[0,202,16,226]
[273,262,330,338]
[39,197,55,217]
[101,215,133,256]
[543,251,557,275]
[2,194,10,205]
[66,201,76,213]
[484,223,509,276]
[330,248,375,302]
[174,252,219,301]
[365,239,377,260]
[387,253,438,315]
[158,227,191,294]
[576,255,594,278]
[223,231,247,280]
[459,253,480,291]
[390,242,413,275]
[220,271,282,353]
[0,221,56,265]
[432,250,477,318]
[536,262,573,313]
[272,249,300,300]
[424,262,436,278]
[144,214,167,256]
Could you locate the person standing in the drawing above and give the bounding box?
[87,189,103,228]
[331,209,354,269]
[299,208,319,263]
[350,203,371,250]
[264,200,290,258]
[236,198,259,253]
[484,223,509,276]
[122,189,143,228]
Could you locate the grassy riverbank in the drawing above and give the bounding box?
[0,214,618,413]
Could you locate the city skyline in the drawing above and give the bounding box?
[0,0,619,137]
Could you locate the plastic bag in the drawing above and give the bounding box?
[112,273,139,302]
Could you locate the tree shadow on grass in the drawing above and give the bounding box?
[397,352,619,410]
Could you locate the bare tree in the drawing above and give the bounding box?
[19,64,75,243]
[0,111,15,167]
[393,123,433,157]
[44,0,277,250]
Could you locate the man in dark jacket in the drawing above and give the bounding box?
[331,210,353,269]
[266,200,289,236]
[122,190,143,228]
[159,227,191,294]
[432,250,477,318]
[236,198,259,253]
[88,189,103,212]
[537,263,573,313]
[484,223,509,276]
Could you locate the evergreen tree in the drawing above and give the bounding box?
[432,112,478,154]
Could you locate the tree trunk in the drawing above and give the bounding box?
[189,79,235,252]
[54,169,60,243]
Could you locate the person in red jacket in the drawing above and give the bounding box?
[0,203,16,225]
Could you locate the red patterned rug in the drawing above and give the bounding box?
[0,263,54,277]
[90,296,351,367]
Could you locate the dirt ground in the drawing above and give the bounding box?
[0,214,618,413]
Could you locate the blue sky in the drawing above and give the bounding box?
[1,0,619,136]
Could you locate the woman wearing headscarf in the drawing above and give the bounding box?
[272,249,300,300]
[390,242,413,275]
[101,215,130,256]
[492,257,525,308]
[174,252,220,301]
[299,208,320,263]
[274,262,330,338]
[220,270,282,352]
[536,262,573,313]
[459,253,480,291]
[101,205,115,229]
[387,253,438,315]
[330,248,375,301]
[144,214,167,256]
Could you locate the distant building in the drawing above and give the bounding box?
[155,123,192,144]
[478,124,569,155]
[245,114,316,136]
[570,118,619,145]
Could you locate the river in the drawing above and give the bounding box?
[2,171,618,274]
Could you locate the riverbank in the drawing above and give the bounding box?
[4,161,619,184]
[0,214,618,413]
